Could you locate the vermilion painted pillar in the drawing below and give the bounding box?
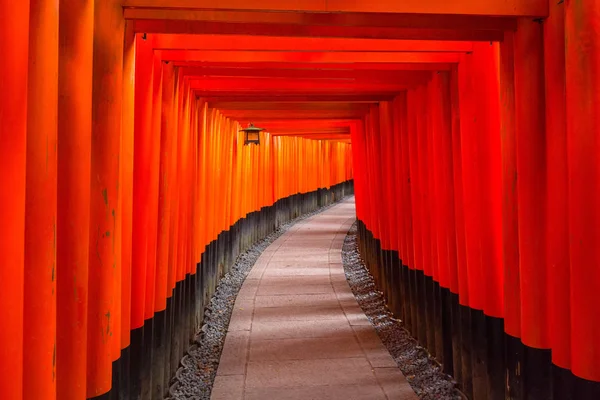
[166,73,181,296]
[350,124,364,220]
[131,34,154,330]
[513,17,549,350]
[87,0,123,395]
[426,79,440,283]
[544,0,570,372]
[57,1,93,398]
[458,51,485,312]
[379,102,395,251]
[364,109,378,240]
[433,73,454,291]
[145,55,163,322]
[450,65,468,306]
[0,2,29,399]
[121,19,136,351]
[392,96,406,263]
[397,93,414,270]
[407,89,422,273]
[177,87,191,280]
[416,85,432,279]
[197,103,208,255]
[156,62,175,314]
[439,70,458,296]
[498,31,521,341]
[475,42,503,319]
[24,1,59,399]
[168,72,182,288]
[565,0,600,383]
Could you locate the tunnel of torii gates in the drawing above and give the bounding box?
[1,0,600,400]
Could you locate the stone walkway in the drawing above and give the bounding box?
[211,197,418,400]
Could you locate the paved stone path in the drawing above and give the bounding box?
[211,197,418,400]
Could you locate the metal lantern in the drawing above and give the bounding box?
[240,123,264,145]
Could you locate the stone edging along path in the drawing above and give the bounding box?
[342,221,464,400]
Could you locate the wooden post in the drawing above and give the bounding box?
[0,1,30,399]
[24,0,59,398]
[87,0,123,395]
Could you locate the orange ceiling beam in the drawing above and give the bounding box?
[271,132,349,137]
[122,0,547,17]
[159,50,461,63]
[187,77,425,91]
[208,103,370,112]
[199,94,394,102]
[152,35,474,53]
[232,119,358,127]
[216,111,366,119]
[269,129,351,135]
[178,67,433,83]
[125,9,516,31]
[175,62,453,71]
[134,21,504,42]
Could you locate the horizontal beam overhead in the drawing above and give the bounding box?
[122,0,547,17]
[159,50,461,63]
[269,127,350,132]
[198,94,394,102]
[209,102,370,112]
[179,67,433,83]
[232,119,358,127]
[175,62,453,71]
[127,9,517,31]
[135,20,505,41]
[152,34,474,52]
[218,111,367,119]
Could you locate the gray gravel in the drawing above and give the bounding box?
[167,200,346,400]
[342,222,464,400]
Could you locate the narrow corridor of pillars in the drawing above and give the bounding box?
[4,0,600,398]
[0,5,353,397]
[351,5,600,399]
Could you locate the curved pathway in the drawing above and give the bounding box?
[211,197,418,400]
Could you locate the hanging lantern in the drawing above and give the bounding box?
[240,123,264,145]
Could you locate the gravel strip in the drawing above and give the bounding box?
[167,199,347,400]
[342,221,464,400]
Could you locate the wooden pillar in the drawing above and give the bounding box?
[0,1,29,399]
[458,51,485,313]
[449,65,468,307]
[120,18,136,353]
[514,17,552,400]
[397,93,414,270]
[565,0,600,383]
[24,1,59,399]
[56,1,94,398]
[513,18,549,350]
[499,31,521,342]
[156,62,174,315]
[131,34,154,331]
[434,72,456,293]
[543,0,570,373]
[87,0,123,396]
[145,54,163,322]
